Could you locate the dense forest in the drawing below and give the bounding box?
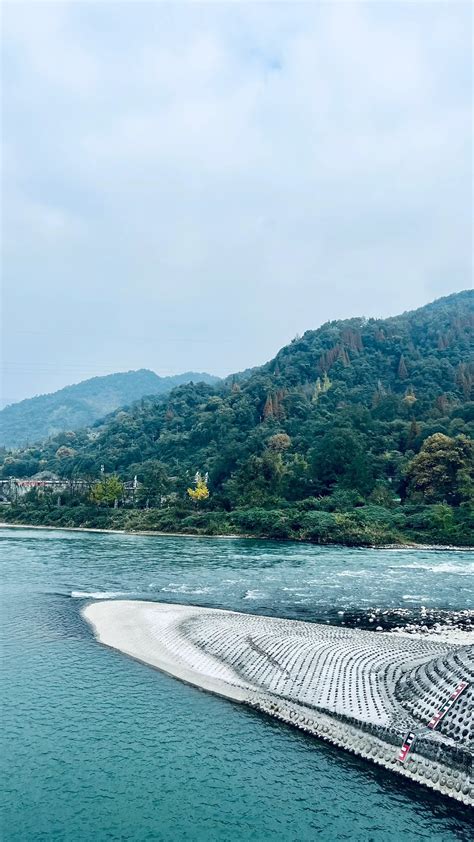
[0,368,219,448]
[1,292,473,546]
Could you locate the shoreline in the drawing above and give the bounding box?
[1,521,472,551]
[0,521,245,541]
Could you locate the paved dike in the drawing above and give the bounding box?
[83,601,473,805]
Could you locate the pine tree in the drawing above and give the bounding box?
[456,363,473,399]
[272,394,280,419]
[341,328,363,352]
[407,419,420,447]
[435,394,450,414]
[322,372,331,392]
[398,355,408,379]
[339,347,350,367]
[273,389,286,419]
[312,378,322,403]
[371,380,386,408]
[263,394,274,420]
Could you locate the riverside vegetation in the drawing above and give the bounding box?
[1,292,473,546]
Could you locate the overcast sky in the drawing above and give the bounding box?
[2,1,472,405]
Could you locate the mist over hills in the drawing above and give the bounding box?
[0,369,219,449]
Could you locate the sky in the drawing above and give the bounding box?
[2,1,472,405]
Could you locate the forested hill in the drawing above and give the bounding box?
[0,369,219,449]
[1,292,473,545]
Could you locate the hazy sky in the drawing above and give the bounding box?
[2,1,472,405]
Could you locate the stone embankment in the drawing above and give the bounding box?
[83,601,473,805]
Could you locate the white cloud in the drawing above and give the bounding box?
[2,0,472,402]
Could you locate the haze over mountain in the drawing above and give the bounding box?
[0,369,219,449]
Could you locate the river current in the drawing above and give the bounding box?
[1,527,473,841]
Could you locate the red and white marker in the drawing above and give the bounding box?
[427,681,469,730]
[398,731,416,763]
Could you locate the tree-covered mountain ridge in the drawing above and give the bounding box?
[1,291,473,546]
[0,368,219,449]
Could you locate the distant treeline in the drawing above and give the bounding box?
[0,369,219,449]
[1,291,473,546]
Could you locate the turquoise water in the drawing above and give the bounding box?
[1,528,473,841]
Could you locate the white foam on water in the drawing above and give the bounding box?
[389,627,474,645]
[160,584,213,595]
[434,562,474,574]
[396,562,473,575]
[243,589,267,600]
[402,594,428,601]
[71,590,129,599]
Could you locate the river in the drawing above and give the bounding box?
[1,527,472,840]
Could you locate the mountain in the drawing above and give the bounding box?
[1,292,473,545]
[0,369,219,449]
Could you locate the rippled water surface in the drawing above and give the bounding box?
[1,527,473,841]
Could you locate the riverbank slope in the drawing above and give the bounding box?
[83,600,473,806]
